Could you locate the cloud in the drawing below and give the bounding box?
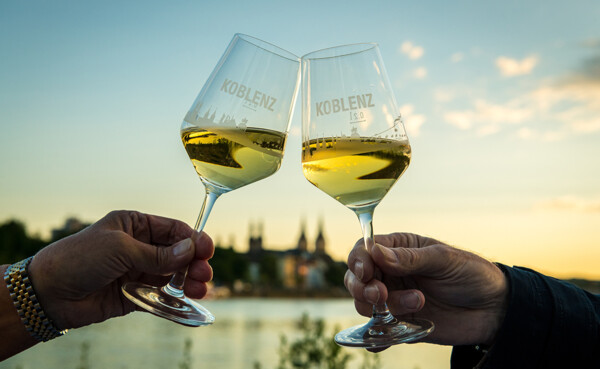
[400,41,424,60]
[496,55,539,77]
[581,38,600,48]
[413,67,427,79]
[451,52,464,63]
[442,51,600,140]
[433,88,455,103]
[516,127,535,139]
[443,99,533,134]
[399,104,425,137]
[515,127,568,142]
[534,195,600,213]
[528,55,600,135]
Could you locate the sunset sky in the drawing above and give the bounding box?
[1,0,599,279]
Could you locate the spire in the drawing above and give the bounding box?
[248,220,262,254]
[297,217,307,252]
[315,216,325,255]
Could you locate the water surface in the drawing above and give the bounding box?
[2,298,451,369]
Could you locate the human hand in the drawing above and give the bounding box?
[345,233,508,348]
[27,210,214,331]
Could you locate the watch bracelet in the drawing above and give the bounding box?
[4,256,67,342]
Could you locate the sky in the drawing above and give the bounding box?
[1,0,599,279]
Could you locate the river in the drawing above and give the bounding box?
[1,298,451,369]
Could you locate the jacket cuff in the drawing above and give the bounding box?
[452,264,599,368]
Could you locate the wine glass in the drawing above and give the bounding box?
[122,34,300,327]
[301,43,434,347]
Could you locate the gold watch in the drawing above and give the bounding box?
[4,256,67,342]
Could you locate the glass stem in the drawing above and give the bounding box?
[356,209,396,323]
[163,190,220,297]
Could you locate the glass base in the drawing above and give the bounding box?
[335,316,434,348]
[121,282,215,327]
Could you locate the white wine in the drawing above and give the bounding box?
[182,126,286,192]
[302,137,411,209]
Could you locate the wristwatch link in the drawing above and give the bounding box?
[4,256,67,342]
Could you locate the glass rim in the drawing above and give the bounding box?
[235,33,299,62]
[301,42,378,60]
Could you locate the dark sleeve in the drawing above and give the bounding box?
[450,264,600,369]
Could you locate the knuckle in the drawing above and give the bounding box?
[398,248,419,273]
[435,244,456,261]
[155,246,170,273]
[343,270,351,289]
[347,239,363,264]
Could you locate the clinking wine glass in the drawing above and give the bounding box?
[301,43,434,347]
[122,34,300,327]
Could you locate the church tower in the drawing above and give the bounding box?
[248,221,263,254]
[297,218,308,253]
[315,217,326,255]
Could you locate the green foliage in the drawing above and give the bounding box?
[255,313,381,369]
[259,252,282,288]
[0,220,46,264]
[211,246,249,286]
[276,313,350,369]
[75,341,91,369]
[357,351,381,369]
[323,260,347,289]
[178,337,193,369]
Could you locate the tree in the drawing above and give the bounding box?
[0,220,46,264]
[211,246,249,286]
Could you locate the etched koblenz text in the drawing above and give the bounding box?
[315,93,375,116]
[220,78,277,112]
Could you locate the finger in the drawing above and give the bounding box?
[374,233,442,250]
[141,213,193,246]
[344,269,364,299]
[184,280,209,299]
[187,259,213,282]
[371,243,452,278]
[354,300,373,317]
[192,231,214,260]
[106,210,194,246]
[344,270,388,305]
[124,237,195,275]
[367,347,390,353]
[386,289,425,316]
[347,238,376,283]
[138,274,172,287]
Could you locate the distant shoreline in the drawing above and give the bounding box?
[205,286,351,300]
[205,279,600,300]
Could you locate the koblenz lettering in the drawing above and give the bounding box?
[315,94,375,116]
[220,78,277,111]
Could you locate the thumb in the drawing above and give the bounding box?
[371,243,449,277]
[127,237,195,275]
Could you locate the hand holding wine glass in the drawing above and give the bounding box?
[301,43,434,348]
[122,34,300,327]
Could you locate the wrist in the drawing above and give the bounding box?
[27,254,70,331]
[481,262,509,346]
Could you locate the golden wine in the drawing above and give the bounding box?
[182,126,286,191]
[302,137,411,208]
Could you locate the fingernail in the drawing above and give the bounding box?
[173,238,192,256]
[402,292,421,310]
[376,244,398,263]
[354,260,364,280]
[364,285,380,305]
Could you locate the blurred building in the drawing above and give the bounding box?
[243,218,342,291]
[51,217,90,242]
